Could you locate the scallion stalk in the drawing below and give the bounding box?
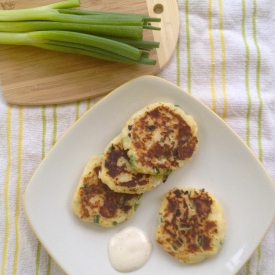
[0,22,143,39]
[100,37,160,50]
[0,31,142,60]
[46,14,144,25]
[29,30,142,60]
[0,0,161,65]
[0,11,144,25]
[36,43,156,65]
[43,0,80,9]
[0,0,80,21]
[143,25,161,31]
[48,40,131,58]
[58,8,161,23]
[46,40,154,64]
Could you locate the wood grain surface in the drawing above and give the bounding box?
[0,0,179,105]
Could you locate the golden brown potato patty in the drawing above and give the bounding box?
[122,102,198,175]
[99,134,167,194]
[72,155,142,227]
[155,187,225,263]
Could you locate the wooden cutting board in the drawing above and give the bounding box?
[0,0,179,105]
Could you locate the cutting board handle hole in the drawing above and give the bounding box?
[153,4,163,14]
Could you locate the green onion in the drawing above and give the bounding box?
[93,214,100,224]
[58,8,161,23]
[143,25,161,31]
[143,17,161,23]
[109,145,115,151]
[180,223,191,229]
[0,30,142,60]
[83,183,89,188]
[0,0,80,21]
[172,243,178,251]
[44,0,80,9]
[0,22,143,39]
[153,167,160,174]
[137,193,143,200]
[145,125,156,132]
[188,203,194,210]
[99,37,160,50]
[164,169,172,176]
[47,15,144,25]
[1,12,144,25]
[129,156,135,165]
[197,235,202,246]
[31,42,157,65]
[0,0,161,65]
[141,51,150,58]
[32,30,142,60]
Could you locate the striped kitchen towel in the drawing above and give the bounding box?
[1,0,275,274]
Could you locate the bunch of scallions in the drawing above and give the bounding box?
[0,0,161,65]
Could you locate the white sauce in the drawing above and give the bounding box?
[108,227,152,272]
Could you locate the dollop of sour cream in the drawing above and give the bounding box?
[108,227,152,272]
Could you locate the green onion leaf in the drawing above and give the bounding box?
[197,235,202,246]
[153,166,160,174]
[93,214,100,224]
[27,30,142,60]
[129,156,135,165]
[109,144,115,151]
[0,22,143,39]
[164,169,172,176]
[172,243,178,251]
[0,0,160,65]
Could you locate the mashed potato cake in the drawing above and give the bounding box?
[155,187,225,263]
[121,102,198,176]
[99,134,167,194]
[72,155,142,227]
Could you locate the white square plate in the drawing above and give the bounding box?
[23,75,275,275]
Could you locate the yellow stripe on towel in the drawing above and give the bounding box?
[52,105,57,147]
[176,39,180,87]
[243,1,251,272]
[253,0,263,273]
[242,0,252,149]
[76,101,80,121]
[218,0,228,120]
[1,105,12,275]
[47,105,58,275]
[253,0,263,163]
[208,0,216,113]
[87,99,91,111]
[36,106,47,275]
[13,106,23,275]
[185,0,191,94]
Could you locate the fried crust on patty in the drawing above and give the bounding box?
[99,134,167,194]
[155,187,225,263]
[121,102,198,176]
[72,155,142,227]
